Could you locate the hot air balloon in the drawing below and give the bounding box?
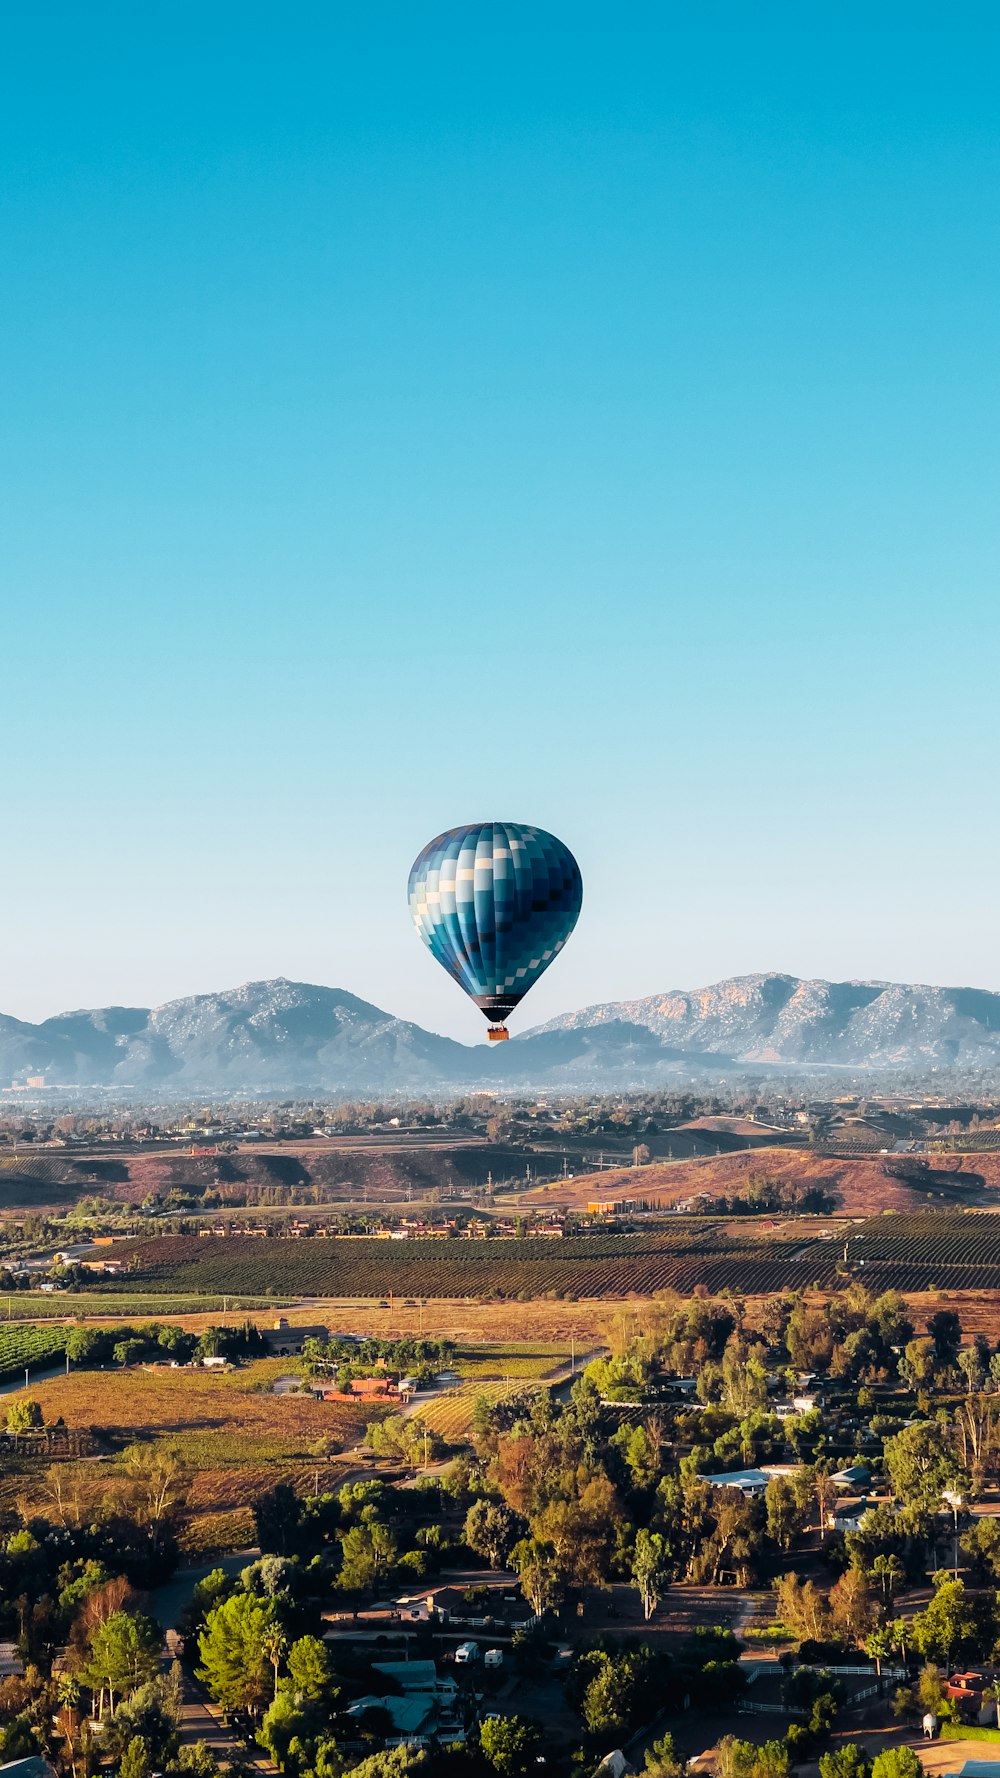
[408,822,583,1041]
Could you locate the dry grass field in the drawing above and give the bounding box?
[513,1145,1000,1215]
[24,1358,373,1462]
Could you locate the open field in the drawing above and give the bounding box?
[512,1145,1000,1214]
[23,1357,374,1463]
[451,1342,571,1379]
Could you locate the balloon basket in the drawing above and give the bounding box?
[487,1026,510,1042]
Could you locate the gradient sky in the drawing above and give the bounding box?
[2,4,999,1041]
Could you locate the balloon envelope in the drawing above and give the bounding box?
[408,821,583,1024]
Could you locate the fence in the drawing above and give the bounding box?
[745,1663,905,1684]
[739,1667,906,1719]
[739,1702,807,1719]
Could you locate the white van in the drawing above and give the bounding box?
[454,1642,481,1664]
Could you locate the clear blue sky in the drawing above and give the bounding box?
[3,4,999,1040]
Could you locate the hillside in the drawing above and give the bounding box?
[528,973,1000,1066]
[513,1144,1000,1216]
[0,980,732,1092]
[6,971,1000,1092]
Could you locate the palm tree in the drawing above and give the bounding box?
[261,1627,286,1700]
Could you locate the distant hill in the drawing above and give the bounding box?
[4,971,1000,1095]
[527,973,1000,1068]
[516,1144,1000,1217]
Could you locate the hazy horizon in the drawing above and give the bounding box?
[11,963,1000,1049]
[4,6,999,1038]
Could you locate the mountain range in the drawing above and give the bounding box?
[3,972,1000,1095]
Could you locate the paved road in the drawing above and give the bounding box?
[152,1554,275,1774]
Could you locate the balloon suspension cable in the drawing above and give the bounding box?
[487,1025,510,1043]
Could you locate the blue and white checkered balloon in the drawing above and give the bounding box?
[408,822,583,1027]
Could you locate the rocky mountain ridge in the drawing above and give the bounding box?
[527,973,1000,1067]
[2,973,999,1094]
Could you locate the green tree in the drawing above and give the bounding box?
[337,1522,397,1591]
[118,1734,152,1778]
[870,1749,922,1778]
[631,1529,670,1621]
[99,1677,180,1770]
[928,1311,962,1372]
[511,1537,559,1616]
[84,1611,161,1718]
[257,1691,310,1769]
[479,1715,543,1777]
[819,1748,871,1778]
[464,1499,524,1568]
[864,1628,895,1677]
[645,1731,686,1778]
[347,1748,428,1778]
[176,1746,221,1778]
[717,1738,789,1778]
[286,1635,336,1705]
[64,1326,105,1364]
[6,1398,43,1433]
[911,1578,983,1667]
[765,1476,803,1551]
[883,1422,968,1513]
[624,1425,658,1490]
[197,1592,277,1719]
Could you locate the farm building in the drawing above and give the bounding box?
[262,1318,329,1356]
[698,1464,801,1498]
[318,1376,399,1402]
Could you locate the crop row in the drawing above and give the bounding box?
[99,1233,841,1300]
[1,1292,291,1320]
[837,1213,1000,1266]
[0,1324,66,1379]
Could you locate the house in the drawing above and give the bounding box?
[592,1755,634,1778]
[345,1660,464,1745]
[832,1499,871,1534]
[0,1645,24,1679]
[319,1376,399,1403]
[699,1468,770,1498]
[262,1319,329,1357]
[0,1760,57,1778]
[944,1672,987,1706]
[371,1660,457,1699]
[698,1465,799,1499]
[346,1695,435,1742]
[831,1464,872,1492]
